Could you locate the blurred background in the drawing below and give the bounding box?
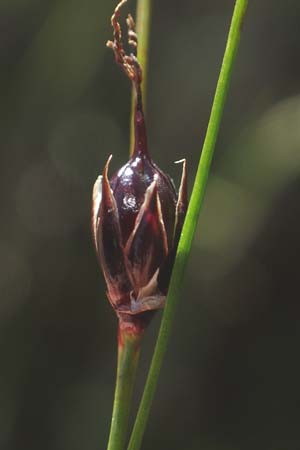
[1,0,300,449]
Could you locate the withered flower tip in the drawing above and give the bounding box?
[92,0,187,332]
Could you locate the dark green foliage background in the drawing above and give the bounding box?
[1,1,300,449]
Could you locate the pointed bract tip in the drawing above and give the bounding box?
[177,158,187,205]
[101,155,115,211]
[92,175,103,251]
[174,158,186,165]
[103,154,113,179]
[124,177,157,257]
[174,158,188,242]
[145,177,157,196]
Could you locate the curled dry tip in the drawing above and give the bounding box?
[106,40,114,50]
[107,0,142,86]
[127,14,137,48]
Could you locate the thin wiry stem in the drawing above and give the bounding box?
[106,329,142,450]
[127,1,249,449]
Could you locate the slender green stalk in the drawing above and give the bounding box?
[130,0,152,155]
[127,1,248,449]
[106,329,142,450]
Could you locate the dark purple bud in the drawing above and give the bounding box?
[92,0,187,332]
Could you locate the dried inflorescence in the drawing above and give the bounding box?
[92,0,187,333]
[106,0,141,85]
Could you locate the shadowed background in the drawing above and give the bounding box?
[1,0,300,449]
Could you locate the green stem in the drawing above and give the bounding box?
[130,0,152,155]
[106,327,142,450]
[127,1,248,449]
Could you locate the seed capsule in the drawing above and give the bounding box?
[92,0,187,330]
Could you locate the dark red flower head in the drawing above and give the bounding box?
[92,0,187,331]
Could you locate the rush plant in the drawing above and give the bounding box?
[92,1,248,450]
